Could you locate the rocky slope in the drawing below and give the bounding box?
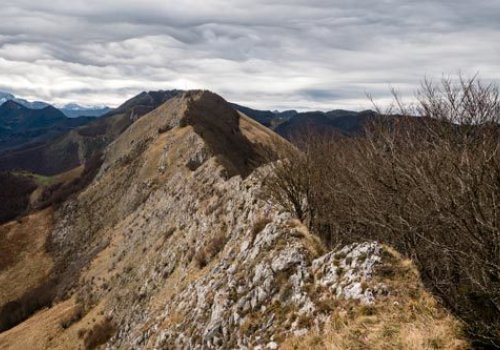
[0,91,111,118]
[0,91,467,349]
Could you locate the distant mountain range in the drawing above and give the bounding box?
[0,89,377,175]
[58,103,112,118]
[0,90,183,174]
[0,91,50,110]
[0,100,95,152]
[0,91,111,118]
[231,104,377,139]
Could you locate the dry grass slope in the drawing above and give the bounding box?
[0,209,54,304]
[282,247,468,350]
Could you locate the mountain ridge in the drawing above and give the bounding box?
[0,90,467,349]
[0,91,111,118]
[0,88,377,175]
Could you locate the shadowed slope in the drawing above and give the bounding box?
[183,90,268,178]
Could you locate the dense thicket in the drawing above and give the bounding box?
[36,151,104,209]
[264,77,500,348]
[0,172,37,224]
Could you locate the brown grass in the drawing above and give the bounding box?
[281,247,468,350]
[0,209,54,304]
[0,298,79,350]
[83,318,116,350]
[194,231,228,269]
[251,215,272,242]
[194,249,209,269]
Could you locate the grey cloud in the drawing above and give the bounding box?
[0,0,498,110]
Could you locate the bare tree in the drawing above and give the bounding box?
[263,75,500,347]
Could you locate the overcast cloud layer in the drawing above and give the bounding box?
[0,0,499,110]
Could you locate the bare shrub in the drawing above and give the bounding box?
[251,215,272,242]
[36,151,104,209]
[162,227,176,243]
[263,75,500,347]
[205,232,227,257]
[194,232,227,269]
[0,172,37,224]
[59,304,84,329]
[77,328,87,338]
[194,249,208,269]
[0,277,58,332]
[84,318,116,350]
[157,124,172,134]
[261,139,312,226]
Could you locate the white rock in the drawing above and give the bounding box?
[267,341,278,349]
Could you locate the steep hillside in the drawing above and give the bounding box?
[0,91,182,175]
[0,166,86,225]
[0,91,467,349]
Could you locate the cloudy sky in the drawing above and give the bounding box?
[0,0,499,110]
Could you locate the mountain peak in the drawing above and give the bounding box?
[0,100,68,151]
[112,90,182,117]
[103,89,276,179]
[0,99,26,111]
[0,91,15,100]
[180,90,269,177]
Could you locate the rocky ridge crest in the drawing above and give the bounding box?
[61,91,387,348]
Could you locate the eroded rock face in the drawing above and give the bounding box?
[145,234,386,349]
[92,160,386,350]
[46,91,390,349]
[312,242,388,305]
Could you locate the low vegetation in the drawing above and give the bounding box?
[0,172,37,224]
[251,215,272,242]
[194,231,228,269]
[0,278,58,332]
[36,151,104,209]
[283,248,468,350]
[0,151,102,226]
[83,318,116,350]
[264,76,500,348]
